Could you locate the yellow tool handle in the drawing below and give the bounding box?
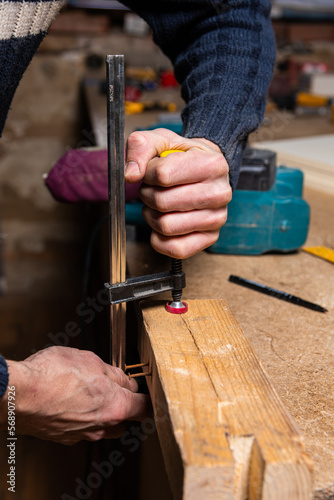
[296,92,329,107]
[160,149,184,157]
[303,246,334,264]
[125,101,177,115]
[125,101,144,114]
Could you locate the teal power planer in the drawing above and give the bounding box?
[209,147,310,255]
[125,146,310,255]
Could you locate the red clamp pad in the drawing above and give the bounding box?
[166,302,188,314]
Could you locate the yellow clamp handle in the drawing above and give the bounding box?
[160,149,184,157]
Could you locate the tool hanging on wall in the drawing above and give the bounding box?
[105,55,187,373]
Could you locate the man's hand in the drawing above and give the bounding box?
[125,128,232,259]
[1,347,151,445]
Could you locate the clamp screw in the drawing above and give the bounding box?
[166,258,188,314]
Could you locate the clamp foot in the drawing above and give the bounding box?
[166,301,188,314]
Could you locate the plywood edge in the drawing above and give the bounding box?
[253,141,334,195]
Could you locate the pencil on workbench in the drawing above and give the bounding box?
[229,275,328,313]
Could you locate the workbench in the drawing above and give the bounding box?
[126,185,334,498]
[84,79,334,497]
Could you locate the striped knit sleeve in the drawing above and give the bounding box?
[0,0,65,135]
[0,355,9,398]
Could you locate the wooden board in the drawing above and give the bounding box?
[137,299,313,500]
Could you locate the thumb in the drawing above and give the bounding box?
[125,129,184,183]
[119,389,153,422]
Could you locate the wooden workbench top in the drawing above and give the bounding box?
[127,187,334,498]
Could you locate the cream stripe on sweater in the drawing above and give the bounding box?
[0,0,65,40]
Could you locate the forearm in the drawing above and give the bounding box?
[122,0,276,189]
[0,348,151,444]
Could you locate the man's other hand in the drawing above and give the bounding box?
[2,347,151,445]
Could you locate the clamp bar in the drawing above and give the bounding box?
[105,270,186,305]
[106,55,126,370]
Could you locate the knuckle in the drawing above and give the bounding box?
[209,153,229,178]
[177,246,192,260]
[150,233,188,259]
[111,367,127,385]
[220,209,228,226]
[209,230,221,245]
[211,184,232,208]
[175,248,188,260]
[113,366,124,378]
[225,185,233,203]
[152,190,168,212]
[141,205,153,225]
[127,131,149,150]
[211,192,223,208]
[218,154,229,176]
[157,214,173,236]
[155,164,170,186]
[169,241,189,260]
[210,209,228,229]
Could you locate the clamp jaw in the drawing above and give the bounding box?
[105,266,186,305]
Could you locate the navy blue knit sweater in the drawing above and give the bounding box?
[0,0,275,397]
[0,0,275,187]
[123,0,276,188]
[0,356,9,398]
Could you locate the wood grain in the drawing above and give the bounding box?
[138,299,313,500]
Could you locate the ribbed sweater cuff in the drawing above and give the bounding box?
[0,356,9,398]
[182,123,246,191]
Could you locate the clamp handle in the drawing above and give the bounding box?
[160,149,184,157]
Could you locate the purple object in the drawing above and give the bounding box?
[45,148,141,203]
